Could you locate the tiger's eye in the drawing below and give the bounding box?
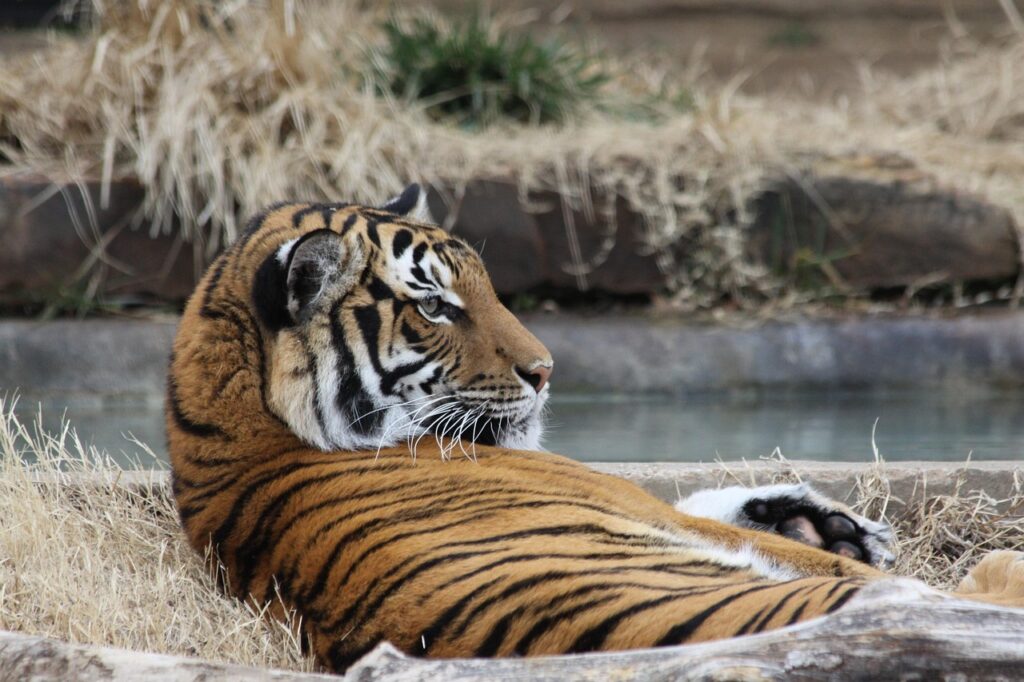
[419,297,441,316]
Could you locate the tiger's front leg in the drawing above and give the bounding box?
[677,482,896,569]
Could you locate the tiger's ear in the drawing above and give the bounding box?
[380,183,433,223]
[253,229,364,330]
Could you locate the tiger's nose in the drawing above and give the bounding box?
[516,363,553,393]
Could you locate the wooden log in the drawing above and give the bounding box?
[3,579,1022,680]
[0,630,333,682]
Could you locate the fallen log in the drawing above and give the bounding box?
[0,630,332,682]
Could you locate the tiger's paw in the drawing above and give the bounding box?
[956,551,1024,608]
[677,482,895,569]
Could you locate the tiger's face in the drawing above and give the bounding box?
[252,185,553,454]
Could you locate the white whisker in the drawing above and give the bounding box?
[374,394,456,460]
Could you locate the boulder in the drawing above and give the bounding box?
[426,180,546,293]
[747,156,1021,290]
[429,178,666,295]
[0,172,200,302]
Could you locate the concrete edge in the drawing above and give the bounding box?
[5,311,1024,394]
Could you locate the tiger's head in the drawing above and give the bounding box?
[249,184,553,454]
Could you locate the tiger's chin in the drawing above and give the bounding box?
[417,392,548,454]
[283,391,548,456]
[450,409,547,452]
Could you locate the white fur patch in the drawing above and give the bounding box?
[635,525,801,581]
[276,238,299,265]
[676,483,811,526]
[408,187,433,223]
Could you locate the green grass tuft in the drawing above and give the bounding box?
[767,22,822,48]
[371,12,607,127]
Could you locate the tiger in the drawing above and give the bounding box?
[167,183,1024,673]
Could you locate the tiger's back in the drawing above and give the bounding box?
[167,186,924,672]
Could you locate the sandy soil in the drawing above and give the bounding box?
[550,10,1011,100]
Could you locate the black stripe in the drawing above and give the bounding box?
[432,522,655,554]
[366,276,394,301]
[286,481,622,599]
[327,299,380,436]
[291,204,329,229]
[298,333,331,444]
[294,488,508,608]
[314,506,602,629]
[513,595,619,656]
[825,585,861,613]
[784,599,810,625]
[276,478,465,553]
[176,472,242,514]
[340,213,359,232]
[652,581,792,648]
[233,469,354,596]
[473,606,523,657]
[209,460,341,551]
[400,320,423,346]
[735,603,772,636]
[199,255,230,318]
[176,447,244,468]
[252,251,291,332]
[328,638,378,675]
[419,577,505,654]
[409,243,431,286]
[448,563,725,641]
[212,366,246,399]
[391,228,413,258]
[167,377,228,439]
[321,549,503,640]
[320,510,656,615]
[379,358,429,396]
[365,220,381,248]
[434,550,713,604]
[744,584,813,634]
[274,480,476,598]
[822,577,854,601]
[236,201,295,247]
[352,303,429,398]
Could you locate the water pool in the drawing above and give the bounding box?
[11,389,1024,467]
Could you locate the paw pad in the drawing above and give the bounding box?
[744,494,891,567]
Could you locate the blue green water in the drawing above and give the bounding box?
[11,389,1024,467]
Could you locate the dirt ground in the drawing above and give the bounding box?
[0,29,51,57]
[549,9,1012,100]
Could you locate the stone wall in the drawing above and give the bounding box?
[1,159,1019,305]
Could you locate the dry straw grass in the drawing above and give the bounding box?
[1,401,1023,669]
[4,1,1022,307]
[0,397,317,672]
